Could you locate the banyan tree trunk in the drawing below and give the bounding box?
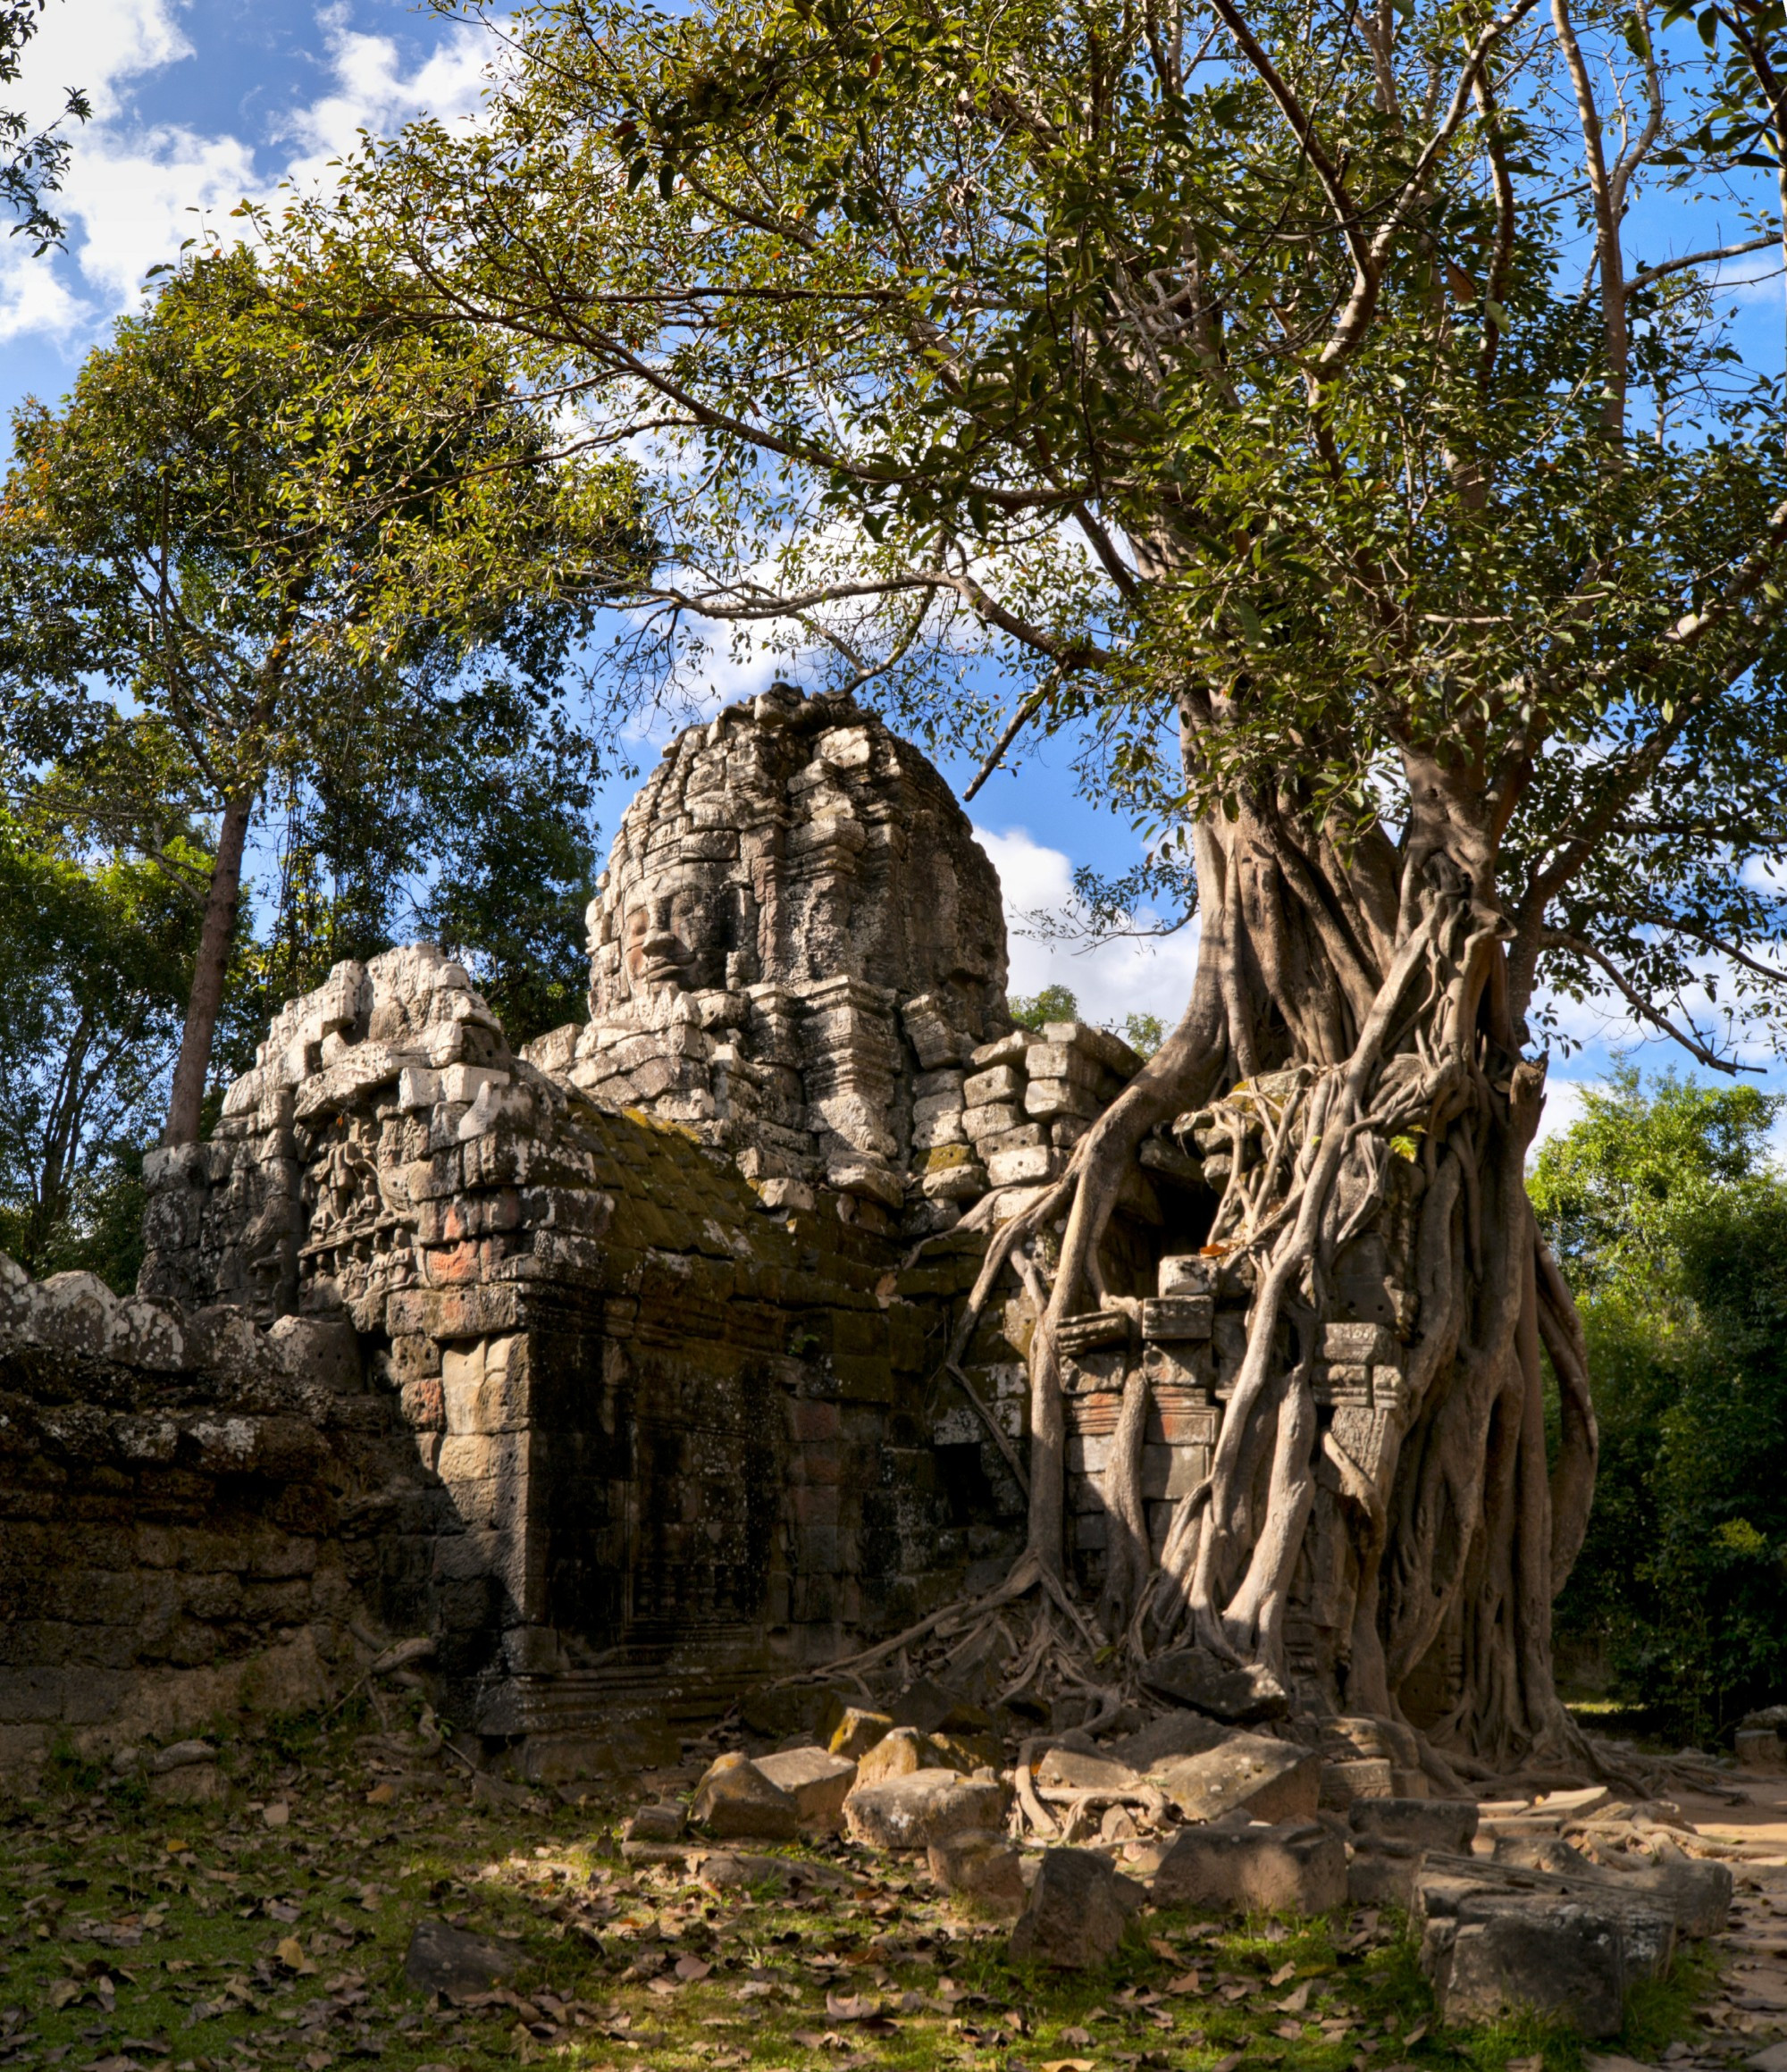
[988,741,1598,1774]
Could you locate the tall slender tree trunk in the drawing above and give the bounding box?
[163,787,254,1147]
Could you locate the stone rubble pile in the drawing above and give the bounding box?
[607,1679,1746,2025]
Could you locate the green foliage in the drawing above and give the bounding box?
[1124,1011,1166,1058]
[1008,984,1079,1032]
[0,243,645,1128]
[0,815,195,1281]
[1531,1067,1787,1740]
[0,2,88,255]
[301,0,1787,1057]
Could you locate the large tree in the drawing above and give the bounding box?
[0,245,644,1145]
[310,0,1787,1766]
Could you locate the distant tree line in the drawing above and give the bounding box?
[1532,1069,1787,1746]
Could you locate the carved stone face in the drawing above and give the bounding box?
[622,887,709,994]
[588,687,1009,1026]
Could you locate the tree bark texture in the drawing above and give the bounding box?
[982,739,1598,1771]
[163,788,254,1148]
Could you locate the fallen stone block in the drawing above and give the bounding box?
[1536,1783,1614,1816]
[927,1829,1028,1915]
[1152,1819,1347,1915]
[404,1920,521,2001]
[827,1707,894,1760]
[1421,1890,1674,2039]
[1736,1728,1786,1774]
[621,1804,686,1843]
[1140,1645,1288,1724]
[1349,1797,1478,1853]
[891,1677,993,1736]
[1008,1848,1144,1967]
[855,1725,959,1787]
[1628,1857,1733,1939]
[1151,1732,1321,1824]
[1110,1712,1235,1772]
[1036,1747,1144,1793]
[1321,1757,1395,1807]
[753,1747,858,1830]
[1347,1841,1424,1908]
[691,1752,800,1840]
[843,1767,1008,1850]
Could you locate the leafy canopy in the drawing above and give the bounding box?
[304,0,1787,1060]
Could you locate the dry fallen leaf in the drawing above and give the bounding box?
[674,1955,712,1983]
[275,1937,317,1976]
[1167,1971,1204,1997]
[1274,2020,1305,2040]
[1277,1980,1313,2013]
[1212,2054,1245,2072]
[46,1980,80,2010]
[1059,2026,1092,2046]
[1269,1961,1297,1986]
[364,1783,393,1807]
[1148,1936,1180,1962]
[1041,2059,1096,2071]
[264,1803,289,1829]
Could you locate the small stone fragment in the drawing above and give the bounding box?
[149,1738,216,1773]
[752,1747,858,1830]
[1008,1848,1144,1968]
[148,1759,223,1805]
[843,1767,1007,1850]
[690,1751,800,1840]
[927,1829,1028,1915]
[404,1920,519,2001]
[1152,1819,1347,1914]
[621,1803,686,1843]
[1140,1645,1289,1723]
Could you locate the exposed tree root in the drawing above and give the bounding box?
[786,823,1607,1787]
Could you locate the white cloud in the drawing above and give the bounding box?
[273,11,492,185]
[0,2,499,353]
[974,823,1203,1032]
[1531,1075,1590,1151]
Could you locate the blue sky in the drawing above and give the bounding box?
[6,0,1785,1141]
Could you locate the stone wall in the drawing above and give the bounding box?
[0,1260,411,1770]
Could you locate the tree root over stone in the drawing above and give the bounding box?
[787,841,1607,1792]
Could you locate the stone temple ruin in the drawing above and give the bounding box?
[2,684,1411,1777]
